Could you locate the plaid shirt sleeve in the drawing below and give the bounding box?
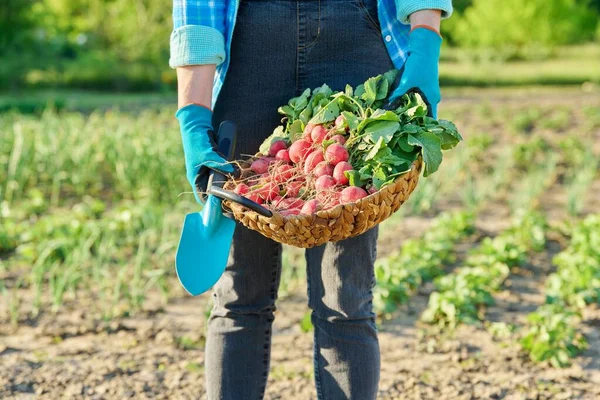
[170,0,228,68]
[396,0,453,24]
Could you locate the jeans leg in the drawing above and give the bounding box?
[207,2,297,398]
[205,225,282,400]
[305,227,380,400]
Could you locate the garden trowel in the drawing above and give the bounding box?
[175,121,272,296]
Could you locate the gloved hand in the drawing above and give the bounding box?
[176,104,234,204]
[387,27,442,119]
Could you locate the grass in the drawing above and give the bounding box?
[440,44,600,87]
[0,90,175,114]
[440,58,600,87]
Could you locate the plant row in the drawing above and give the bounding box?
[520,214,600,367]
[373,211,475,316]
[421,211,548,328]
[1,198,179,320]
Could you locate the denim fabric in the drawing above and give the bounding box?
[207,1,393,399]
[169,0,455,108]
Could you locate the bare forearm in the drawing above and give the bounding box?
[409,9,441,32]
[177,65,216,109]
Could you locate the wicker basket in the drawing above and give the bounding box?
[223,157,422,248]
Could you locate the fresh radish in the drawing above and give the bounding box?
[300,199,320,215]
[316,190,340,208]
[285,181,303,197]
[289,139,312,164]
[256,173,270,185]
[329,134,347,145]
[269,140,287,157]
[273,164,294,183]
[325,144,349,165]
[275,149,291,163]
[272,195,284,206]
[335,115,346,129]
[340,186,368,203]
[315,175,336,191]
[368,186,378,195]
[314,161,334,177]
[251,158,269,174]
[280,197,304,209]
[304,150,325,174]
[255,184,279,201]
[281,208,301,217]
[246,193,264,204]
[234,183,249,195]
[333,162,353,185]
[303,123,315,136]
[310,125,328,144]
[328,191,341,207]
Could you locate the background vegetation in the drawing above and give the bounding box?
[1,0,599,93]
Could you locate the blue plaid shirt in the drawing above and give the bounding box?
[170,0,452,108]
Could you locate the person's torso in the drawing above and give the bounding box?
[211,0,410,107]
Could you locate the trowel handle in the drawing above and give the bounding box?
[209,186,273,217]
[207,120,273,218]
[215,120,237,160]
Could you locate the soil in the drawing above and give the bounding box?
[2,88,600,399]
[2,217,600,400]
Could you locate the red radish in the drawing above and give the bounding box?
[281,209,301,217]
[368,186,378,195]
[335,115,346,129]
[328,191,341,207]
[289,140,312,163]
[340,186,368,203]
[269,140,287,157]
[285,181,303,197]
[304,123,315,136]
[251,158,269,174]
[317,190,341,208]
[273,164,294,183]
[275,149,291,163]
[272,195,284,206]
[300,199,320,215]
[280,197,304,209]
[246,193,264,204]
[315,175,336,191]
[310,125,328,144]
[314,161,334,177]
[325,144,349,165]
[329,134,347,145]
[234,183,249,195]
[255,184,279,201]
[333,162,353,185]
[256,172,270,185]
[304,151,325,174]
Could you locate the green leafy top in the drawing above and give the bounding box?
[260,69,463,189]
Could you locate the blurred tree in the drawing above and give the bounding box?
[0,0,37,88]
[1,0,599,89]
[451,0,599,59]
[452,0,473,13]
[0,0,34,49]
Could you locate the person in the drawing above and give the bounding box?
[170,1,452,398]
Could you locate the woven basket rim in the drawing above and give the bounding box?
[224,157,422,223]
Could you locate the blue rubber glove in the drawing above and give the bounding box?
[388,27,442,119]
[176,104,234,204]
